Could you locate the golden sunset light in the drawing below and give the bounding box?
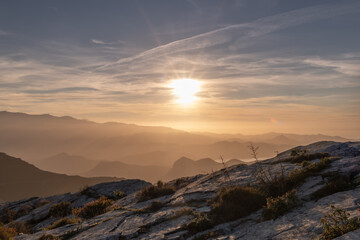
[1,1,360,238]
[169,78,201,105]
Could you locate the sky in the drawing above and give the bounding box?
[0,0,359,138]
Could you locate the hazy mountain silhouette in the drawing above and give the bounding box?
[164,157,245,180]
[198,132,349,145]
[35,153,99,175]
[0,111,349,174]
[84,161,169,182]
[0,152,121,201]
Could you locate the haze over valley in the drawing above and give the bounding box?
[0,111,350,183]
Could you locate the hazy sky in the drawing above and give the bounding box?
[0,0,359,138]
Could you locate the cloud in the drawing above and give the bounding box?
[0,28,10,35]
[99,2,360,70]
[304,57,360,77]
[23,87,99,94]
[91,38,126,45]
[91,39,107,45]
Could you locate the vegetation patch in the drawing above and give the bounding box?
[38,234,61,240]
[137,181,175,202]
[72,196,114,219]
[47,217,79,230]
[79,185,99,198]
[301,161,311,167]
[0,200,50,224]
[289,151,330,163]
[174,177,191,190]
[192,230,223,240]
[142,201,165,213]
[311,173,356,200]
[253,156,334,201]
[112,190,126,200]
[49,201,72,218]
[0,207,17,224]
[171,207,195,219]
[186,213,213,233]
[210,186,266,223]
[262,189,300,220]
[282,157,333,192]
[7,221,31,234]
[0,223,17,240]
[320,205,360,240]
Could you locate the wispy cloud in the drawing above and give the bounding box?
[23,87,99,94]
[0,28,10,35]
[91,39,107,45]
[91,38,126,45]
[1,1,359,137]
[99,2,360,69]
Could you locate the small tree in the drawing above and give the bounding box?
[249,143,287,197]
[220,155,231,184]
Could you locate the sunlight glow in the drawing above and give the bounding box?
[169,79,201,105]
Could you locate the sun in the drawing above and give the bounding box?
[169,79,201,105]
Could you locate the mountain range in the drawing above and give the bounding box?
[0,111,349,182]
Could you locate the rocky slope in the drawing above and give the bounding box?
[1,141,359,240]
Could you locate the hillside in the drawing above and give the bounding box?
[0,153,121,201]
[1,141,359,239]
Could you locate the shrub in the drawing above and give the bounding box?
[47,217,79,230]
[112,190,126,200]
[320,205,360,240]
[49,202,72,218]
[0,223,17,240]
[262,189,300,220]
[137,181,175,202]
[7,221,31,234]
[301,161,310,167]
[80,185,99,198]
[311,173,355,200]
[38,234,61,240]
[186,213,213,233]
[255,157,334,200]
[210,186,266,223]
[172,208,195,218]
[307,157,333,172]
[0,207,17,223]
[174,177,190,189]
[290,152,330,163]
[142,201,165,213]
[284,157,334,191]
[36,199,51,208]
[72,196,113,219]
[192,231,221,240]
[15,204,33,219]
[256,164,288,197]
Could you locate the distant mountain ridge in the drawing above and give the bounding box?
[0,111,350,177]
[0,152,121,201]
[84,161,168,182]
[164,156,245,180]
[35,153,99,175]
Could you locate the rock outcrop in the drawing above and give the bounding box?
[1,141,359,240]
